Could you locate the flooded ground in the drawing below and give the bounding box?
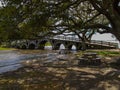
[0,49,59,74]
[0,48,76,74]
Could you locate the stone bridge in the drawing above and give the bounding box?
[14,36,118,50]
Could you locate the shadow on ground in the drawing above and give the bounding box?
[0,56,120,90]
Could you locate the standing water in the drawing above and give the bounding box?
[0,50,56,74]
[0,50,24,73]
[0,46,76,74]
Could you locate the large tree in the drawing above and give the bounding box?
[87,0,120,41]
[45,0,120,41]
[0,0,55,40]
[0,0,120,42]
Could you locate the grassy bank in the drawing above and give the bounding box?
[77,49,120,57]
[0,47,15,50]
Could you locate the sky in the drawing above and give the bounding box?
[0,1,1,6]
[92,33,120,48]
[92,33,116,41]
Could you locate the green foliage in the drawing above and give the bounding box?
[0,4,22,40]
[0,0,120,42]
[0,0,54,41]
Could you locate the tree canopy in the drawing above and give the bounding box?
[0,0,120,41]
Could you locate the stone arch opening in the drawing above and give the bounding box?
[71,45,77,50]
[28,43,35,49]
[38,40,52,50]
[16,45,20,49]
[59,44,65,50]
[44,41,52,50]
[67,44,77,50]
[53,43,65,50]
[21,45,27,49]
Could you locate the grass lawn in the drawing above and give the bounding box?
[0,47,15,50]
[77,49,120,57]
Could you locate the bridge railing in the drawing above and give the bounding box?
[90,40,118,47]
[51,36,118,48]
[53,36,80,41]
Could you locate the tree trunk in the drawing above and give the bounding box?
[81,41,86,51]
[111,18,120,42]
[112,30,120,42]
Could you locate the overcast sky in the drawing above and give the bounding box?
[92,33,116,41]
[0,1,1,6]
[92,33,120,48]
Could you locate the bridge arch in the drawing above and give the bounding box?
[59,44,66,49]
[53,41,66,50]
[16,45,21,49]
[71,45,77,50]
[67,44,77,50]
[16,43,27,49]
[28,43,36,49]
[21,44,27,49]
[37,40,53,50]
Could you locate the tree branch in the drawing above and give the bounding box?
[84,12,101,24]
[83,24,112,33]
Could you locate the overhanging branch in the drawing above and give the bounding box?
[83,24,112,34]
[84,13,101,24]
